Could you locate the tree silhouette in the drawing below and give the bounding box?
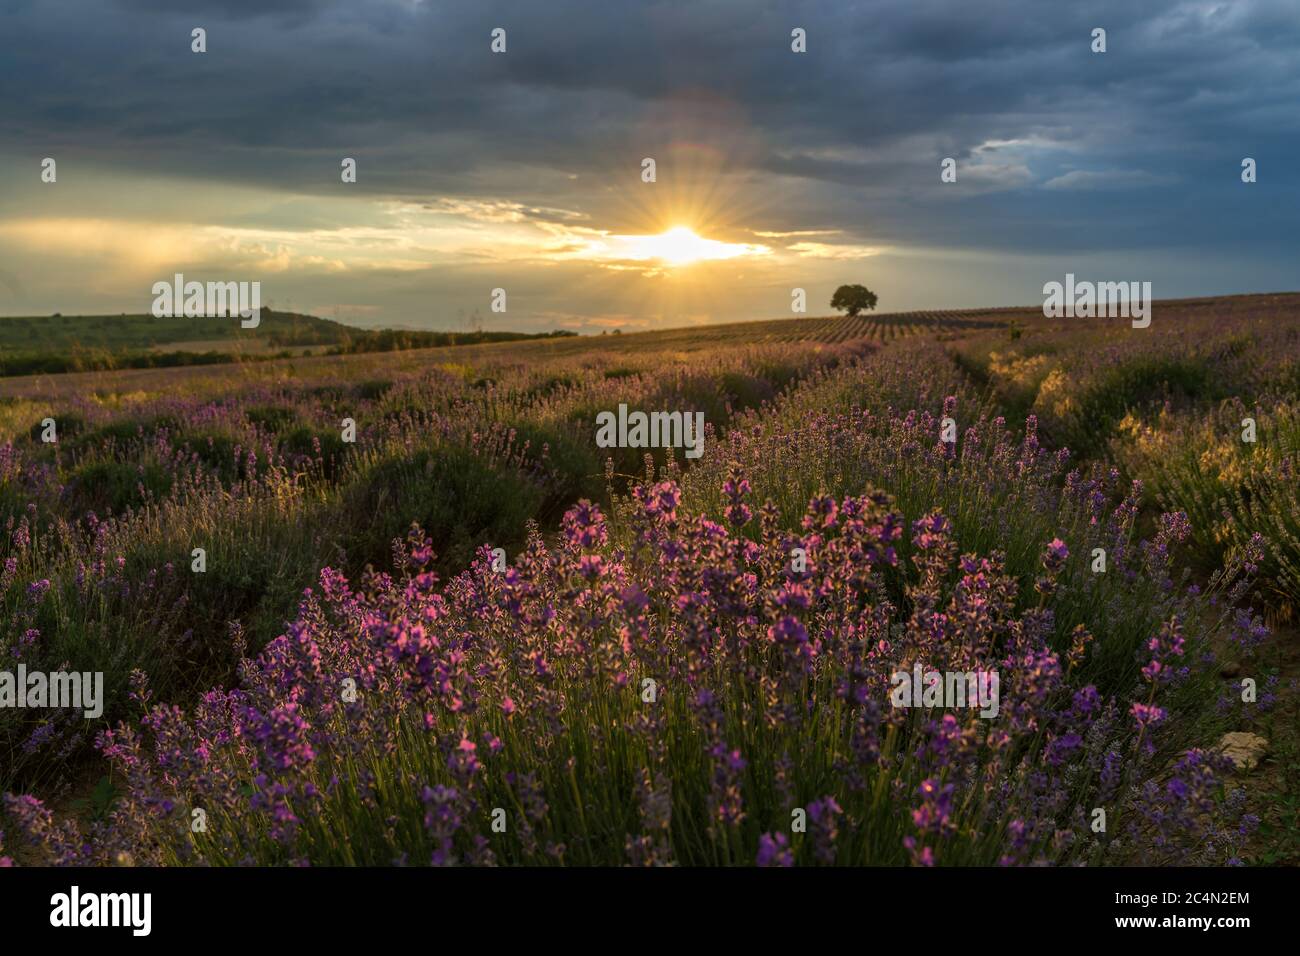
[830,284,879,318]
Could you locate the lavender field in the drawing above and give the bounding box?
[1,297,1295,867]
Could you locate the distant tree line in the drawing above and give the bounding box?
[0,349,238,377]
[323,329,576,354]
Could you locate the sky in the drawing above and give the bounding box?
[1,0,1297,333]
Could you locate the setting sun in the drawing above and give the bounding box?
[609,225,764,266]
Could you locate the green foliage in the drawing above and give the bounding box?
[67,776,120,824]
[65,460,173,515]
[348,445,543,575]
[245,405,300,433]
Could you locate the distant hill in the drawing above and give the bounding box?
[0,310,573,377]
[0,308,351,353]
[0,309,354,352]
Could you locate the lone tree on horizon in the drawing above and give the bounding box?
[831,284,879,318]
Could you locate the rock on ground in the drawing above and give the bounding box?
[1217,732,1269,772]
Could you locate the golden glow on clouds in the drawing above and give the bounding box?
[787,241,884,259]
[0,218,352,276]
[0,218,190,260]
[0,157,883,326]
[0,205,866,285]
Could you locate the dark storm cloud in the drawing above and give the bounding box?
[1,0,1297,256]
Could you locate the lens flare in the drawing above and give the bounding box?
[608,225,764,266]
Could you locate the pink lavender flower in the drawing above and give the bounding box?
[1130,701,1166,731]
[1042,538,1069,574]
